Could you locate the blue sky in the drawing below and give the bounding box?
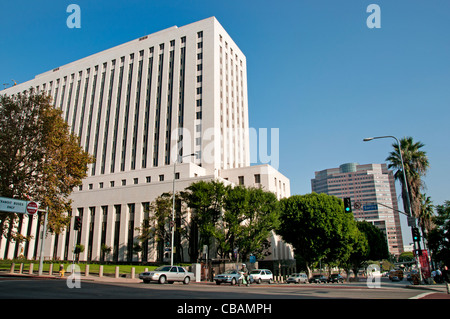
[1,1,449,245]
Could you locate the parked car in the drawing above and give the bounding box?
[286,273,309,284]
[139,265,194,284]
[214,269,243,285]
[309,275,327,284]
[328,274,344,283]
[249,269,273,284]
[389,269,404,281]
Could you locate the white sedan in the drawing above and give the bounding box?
[249,269,273,284]
[139,265,194,284]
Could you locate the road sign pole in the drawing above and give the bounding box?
[38,207,48,276]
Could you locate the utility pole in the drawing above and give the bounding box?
[38,207,48,276]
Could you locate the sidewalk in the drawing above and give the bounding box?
[404,282,449,294]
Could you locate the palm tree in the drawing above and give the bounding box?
[419,193,435,236]
[386,136,429,219]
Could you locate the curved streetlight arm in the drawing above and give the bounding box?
[363,136,413,218]
[363,136,423,283]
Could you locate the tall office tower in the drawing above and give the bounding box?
[311,163,404,256]
[1,17,292,264]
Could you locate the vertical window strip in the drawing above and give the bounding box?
[164,49,175,165]
[78,70,90,144]
[64,78,74,123]
[111,60,125,173]
[53,79,59,108]
[131,57,143,170]
[71,73,82,134]
[142,52,154,168]
[91,68,107,175]
[196,33,203,166]
[100,63,115,174]
[59,79,66,111]
[177,45,186,159]
[153,47,164,167]
[120,56,134,171]
[85,71,98,152]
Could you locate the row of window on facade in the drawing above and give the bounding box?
[79,172,183,191]
[35,32,205,178]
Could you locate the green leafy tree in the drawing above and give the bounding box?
[340,226,368,281]
[357,221,389,261]
[0,89,93,240]
[427,201,450,266]
[184,180,280,262]
[340,221,388,280]
[223,186,280,261]
[145,192,173,262]
[135,192,190,262]
[398,251,415,263]
[74,244,85,262]
[184,180,227,261]
[278,193,359,277]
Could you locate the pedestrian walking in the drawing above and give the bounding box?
[436,268,442,283]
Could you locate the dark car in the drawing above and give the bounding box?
[309,275,327,284]
[328,274,344,283]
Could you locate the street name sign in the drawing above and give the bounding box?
[0,197,39,215]
[363,204,378,211]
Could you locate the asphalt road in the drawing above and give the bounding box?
[1,276,447,317]
[0,275,443,299]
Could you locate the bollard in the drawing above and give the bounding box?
[10,263,15,274]
[99,265,103,278]
[115,266,119,278]
[19,263,24,274]
[49,263,53,276]
[85,264,89,276]
[131,267,135,279]
[29,263,34,275]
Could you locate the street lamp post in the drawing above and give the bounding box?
[363,136,413,218]
[363,135,423,282]
[171,153,196,266]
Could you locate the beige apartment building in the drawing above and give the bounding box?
[311,163,404,256]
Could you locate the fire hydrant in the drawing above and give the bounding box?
[59,264,65,278]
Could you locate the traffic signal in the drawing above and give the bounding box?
[412,227,420,242]
[74,216,82,231]
[343,198,352,213]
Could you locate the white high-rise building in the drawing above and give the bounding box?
[1,17,292,264]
